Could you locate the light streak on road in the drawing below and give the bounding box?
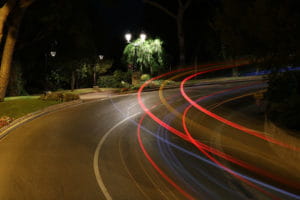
[108,88,300,199]
[157,112,239,200]
[136,61,300,199]
[137,113,196,200]
[160,79,299,194]
[157,103,251,199]
[180,70,300,152]
[159,80,300,189]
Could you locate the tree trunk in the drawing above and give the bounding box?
[143,0,191,65]
[76,70,79,89]
[71,71,75,91]
[93,67,96,86]
[177,10,185,65]
[0,0,17,44]
[0,7,25,101]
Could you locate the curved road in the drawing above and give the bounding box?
[0,76,299,199]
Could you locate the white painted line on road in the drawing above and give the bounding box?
[93,112,141,200]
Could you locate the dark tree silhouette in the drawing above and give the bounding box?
[0,0,35,101]
[143,0,192,65]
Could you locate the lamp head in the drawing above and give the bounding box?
[125,33,132,43]
[140,33,147,42]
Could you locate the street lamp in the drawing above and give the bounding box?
[50,51,56,57]
[124,32,147,72]
[140,33,146,42]
[45,51,56,74]
[124,32,147,85]
[125,33,132,43]
[93,55,104,86]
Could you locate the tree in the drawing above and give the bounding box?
[123,38,164,75]
[0,0,35,102]
[214,0,300,69]
[44,0,97,91]
[93,59,113,86]
[214,0,300,131]
[0,0,16,44]
[143,0,191,65]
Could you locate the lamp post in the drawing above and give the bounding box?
[93,54,104,86]
[124,32,147,72]
[50,51,56,57]
[125,33,132,43]
[124,32,147,85]
[45,51,56,75]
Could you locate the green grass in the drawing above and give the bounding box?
[1,87,124,120]
[5,95,40,101]
[0,99,59,119]
[60,88,97,94]
[55,88,120,94]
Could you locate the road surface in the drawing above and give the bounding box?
[0,71,299,199]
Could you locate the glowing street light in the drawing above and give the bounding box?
[124,32,147,74]
[124,32,147,44]
[50,51,56,57]
[140,33,147,42]
[125,33,132,43]
[99,55,104,60]
[93,54,104,86]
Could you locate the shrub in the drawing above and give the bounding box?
[63,93,79,102]
[0,116,14,128]
[97,70,132,88]
[97,75,121,88]
[140,74,151,81]
[40,92,79,102]
[266,71,300,131]
[114,70,132,83]
[40,92,64,102]
[164,80,176,85]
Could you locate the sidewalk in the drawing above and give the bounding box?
[79,91,114,101]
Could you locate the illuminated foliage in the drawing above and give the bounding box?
[123,38,164,75]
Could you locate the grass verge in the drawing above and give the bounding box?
[0,98,59,119]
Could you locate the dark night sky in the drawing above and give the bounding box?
[17,0,218,72]
[90,0,145,60]
[88,0,217,65]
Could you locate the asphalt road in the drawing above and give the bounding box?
[0,78,299,200]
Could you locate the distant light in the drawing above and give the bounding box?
[50,51,56,57]
[99,55,104,60]
[125,33,132,43]
[140,33,146,42]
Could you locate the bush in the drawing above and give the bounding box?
[164,80,176,85]
[40,92,79,102]
[113,70,132,83]
[140,74,151,81]
[97,70,132,88]
[40,92,64,102]
[266,71,300,131]
[63,93,79,102]
[0,116,14,128]
[97,75,121,88]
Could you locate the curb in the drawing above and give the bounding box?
[0,76,266,139]
[118,75,266,94]
[0,100,83,140]
[0,93,133,140]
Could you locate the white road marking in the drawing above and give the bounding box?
[93,112,141,200]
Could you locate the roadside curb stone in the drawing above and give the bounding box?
[0,99,83,139]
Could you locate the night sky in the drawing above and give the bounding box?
[90,0,145,60]
[87,0,217,64]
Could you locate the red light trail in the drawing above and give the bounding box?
[136,61,300,199]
